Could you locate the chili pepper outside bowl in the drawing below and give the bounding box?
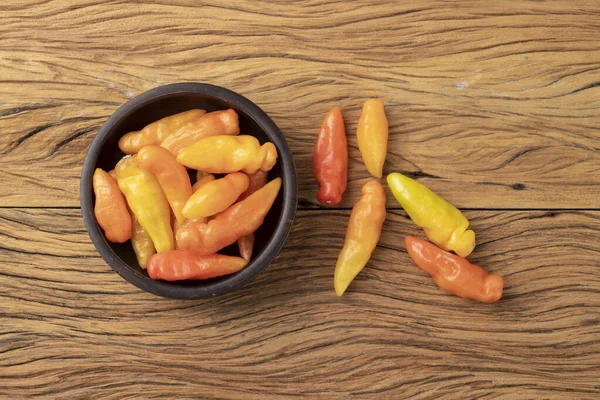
[81,83,298,299]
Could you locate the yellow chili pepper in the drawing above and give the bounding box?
[177,135,278,174]
[176,178,282,254]
[118,109,206,154]
[137,145,193,225]
[357,99,388,178]
[129,211,156,269]
[115,156,174,253]
[183,172,249,219]
[160,109,240,156]
[387,172,475,257]
[334,181,386,296]
[179,173,216,228]
[192,172,216,192]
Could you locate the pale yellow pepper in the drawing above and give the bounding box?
[182,172,249,219]
[334,181,386,296]
[357,99,388,178]
[177,135,278,174]
[115,156,174,253]
[193,172,216,192]
[129,211,156,269]
[387,172,475,257]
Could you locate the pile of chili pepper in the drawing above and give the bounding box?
[314,101,504,302]
[93,109,281,281]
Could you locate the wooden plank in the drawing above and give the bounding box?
[1,1,600,208]
[1,208,599,398]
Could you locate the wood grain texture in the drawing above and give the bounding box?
[2,1,600,399]
[1,209,599,399]
[1,0,600,208]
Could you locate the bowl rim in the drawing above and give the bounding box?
[80,82,298,299]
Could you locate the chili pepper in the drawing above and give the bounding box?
[387,172,475,257]
[182,172,249,219]
[237,170,268,261]
[177,135,278,174]
[115,156,174,253]
[334,181,386,296]
[92,168,132,243]
[192,172,216,192]
[147,251,248,281]
[405,236,503,303]
[313,106,348,206]
[357,99,388,178]
[176,216,207,235]
[137,145,193,225]
[181,174,217,228]
[237,234,254,263]
[161,109,240,155]
[118,109,206,154]
[176,178,281,254]
[129,211,156,269]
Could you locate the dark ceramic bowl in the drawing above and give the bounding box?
[80,83,297,299]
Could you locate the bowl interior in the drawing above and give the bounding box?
[90,90,287,292]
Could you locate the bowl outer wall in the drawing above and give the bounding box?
[80,82,298,299]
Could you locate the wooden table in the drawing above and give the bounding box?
[2,1,599,398]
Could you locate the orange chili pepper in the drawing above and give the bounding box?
[237,170,268,261]
[192,172,216,193]
[182,172,249,219]
[334,181,386,296]
[118,109,206,154]
[92,168,132,243]
[313,106,347,205]
[405,236,504,303]
[357,99,388,178]
[160,109,239,155]
[137,145,193,225]
[176,135,277,174]
[147,251,248,281]
[176,178,281,254]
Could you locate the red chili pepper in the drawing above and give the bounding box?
[313,106,348,205]
[147,250,247,281]
[405,236,504,303]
